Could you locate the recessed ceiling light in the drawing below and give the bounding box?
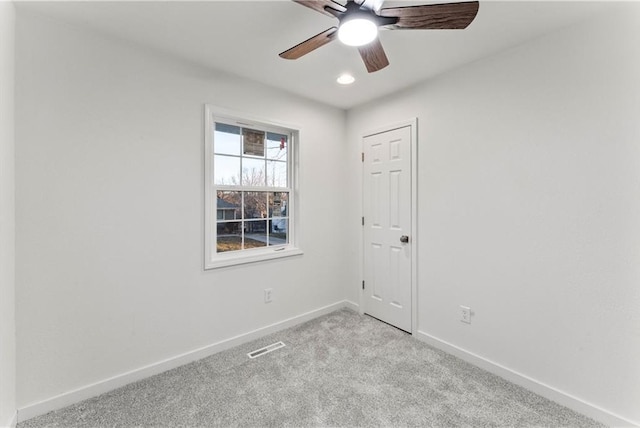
[337,74,355,85]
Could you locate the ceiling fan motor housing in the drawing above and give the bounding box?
[327,1,399,28]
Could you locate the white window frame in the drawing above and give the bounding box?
[204,105,302,269]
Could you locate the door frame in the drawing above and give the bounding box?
[359,118,418,334]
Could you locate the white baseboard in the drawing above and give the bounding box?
[18,300,353,423]
[343,299,359,312]
[1,410,17,428]
[416,330,639,428]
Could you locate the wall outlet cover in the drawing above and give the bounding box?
[460,305,471,324]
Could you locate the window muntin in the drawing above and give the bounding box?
[205,108,300,268]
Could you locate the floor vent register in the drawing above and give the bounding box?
[247,341,286,359]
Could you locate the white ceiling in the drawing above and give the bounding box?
[17,0,609,109]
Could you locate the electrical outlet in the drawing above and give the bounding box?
[264,288,273,303]
[460,305,471,324]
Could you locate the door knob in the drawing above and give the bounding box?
[400,235,409,243]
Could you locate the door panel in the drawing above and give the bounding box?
[363,125,412,332]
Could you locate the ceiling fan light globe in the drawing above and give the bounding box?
[338,19,378,47]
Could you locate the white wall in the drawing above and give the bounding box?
[0,1,17,426]
[347,5,640,426]
[15,10,351,413]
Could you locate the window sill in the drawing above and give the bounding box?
[204,246,303,270]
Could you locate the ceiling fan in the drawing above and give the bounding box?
[279,0,479,73]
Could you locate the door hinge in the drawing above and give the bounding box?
[362,280,365,290]
[361,216,364,226]
[361,152,364,162]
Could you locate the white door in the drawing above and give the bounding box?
[363,125,413,333]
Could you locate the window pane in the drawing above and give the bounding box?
[267,160,287,187]
[269,219,288,246]
[214,124,241,156]
[242,158,266,186]
[266,132,288,161]
[244,192,268,219]
[217,191,241,220]
[214,155,240,185]
[242,128,265,158]
[244,220,267,249]
[269,192,289,218]
[216,221,242,253]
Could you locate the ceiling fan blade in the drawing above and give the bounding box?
[279,27,339,60]
[293,0,347,18]
[379,1,479,30]
[358,38,389,73]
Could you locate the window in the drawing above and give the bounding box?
[204,106,302,269]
